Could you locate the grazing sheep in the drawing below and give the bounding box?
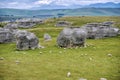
[0,57,4,60]
[15,60,20,64]
[107,54,112,57]
[67,72,71,77]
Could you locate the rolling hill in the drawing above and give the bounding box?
[0,8,120,21]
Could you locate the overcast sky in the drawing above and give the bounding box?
[0,0,120,9]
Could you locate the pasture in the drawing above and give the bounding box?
[0,16,120,80]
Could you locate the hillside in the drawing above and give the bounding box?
[0,8,120,17]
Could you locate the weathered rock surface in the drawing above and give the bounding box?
[15,18,44,28]
[15,30,39,50]
[57,21,119,48]
[0,28,15,43]
[4,18,44,29]
[83,21,119,39]
[4,23,18,29]
[57,27,87,48]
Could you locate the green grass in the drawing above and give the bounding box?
[0,23,6,28]
[36,16,120,28]
[0,16,120,80]
[20,16,120,30]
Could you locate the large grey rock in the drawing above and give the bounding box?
[83,22,119,39]
[16,19,35,28]
[15,18,44,28]
[4,18,44,29]
[57,27,87,48]
[71,28,87,47]
[57,28,73,47]
[0,28,15,43]
[4,23,18,29]
[82,23,100,39]
[107,27,119,37]
[44,33,52,41]
[15,30,39,50]
[102,21,114,26]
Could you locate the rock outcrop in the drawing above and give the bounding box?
[4,18,44,29]
[15,18,44,28]
[57,27,87,48]
[83,21,119,39]
[4,22,18,29]
[15,30,39,50]
[0,28,15,43]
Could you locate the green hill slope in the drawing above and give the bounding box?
[0,8,120,17]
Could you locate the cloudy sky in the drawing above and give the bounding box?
[0,0,120,9]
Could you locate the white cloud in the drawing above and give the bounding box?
[8,2,18,5]
[54,0,75,6]
[34,0,120,6]
[75,0,120,5]
[34,0,53,5]
[84,0,120,4]
[0,0,120,9]
[1,1,34,9]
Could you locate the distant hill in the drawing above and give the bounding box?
[88,2,120,8]
[0,8,120,21]
[0,8,120,16]
[30,2,120,9]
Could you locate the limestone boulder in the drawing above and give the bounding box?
[4,23,18,29]
[15,18,44,28]
[71,28,87,47]
[0,28,15,43]
[84,22,119,39]
[57,28,73,47]
[57,27,87,48]
[15,30,39,50]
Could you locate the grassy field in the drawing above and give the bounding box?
[0,16,120,80]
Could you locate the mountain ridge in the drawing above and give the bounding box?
[30,2,120,10]
[0,8,120,17]
[88,2,120,8]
